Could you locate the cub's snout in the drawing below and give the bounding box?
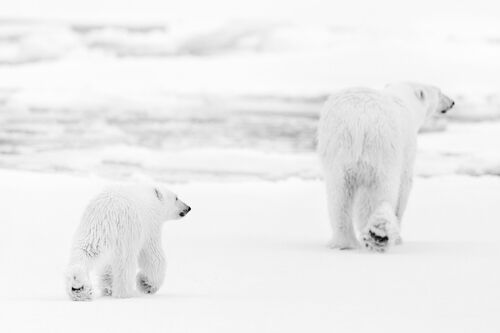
[179,205,191,217]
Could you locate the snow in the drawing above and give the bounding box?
[0,171,499,332]
[1,14,500,183]
[1,17,500,102]
[0,120,499,182]
[1,18,500,183]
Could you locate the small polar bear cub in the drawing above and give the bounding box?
[65,184,191,301]
[318,82,454,252]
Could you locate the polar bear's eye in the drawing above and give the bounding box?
[175,197,178,201]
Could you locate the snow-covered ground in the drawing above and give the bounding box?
[0,171,499,332]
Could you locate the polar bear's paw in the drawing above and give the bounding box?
[136,273,159,295]
[66,268,93,301]
[362,204,400,252]
[362,220,400,252]
[362,223,390,252]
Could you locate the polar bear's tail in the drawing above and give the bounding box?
[65,248,95,301]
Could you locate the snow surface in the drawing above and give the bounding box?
[0,171,499,332]
[0,120,499,182]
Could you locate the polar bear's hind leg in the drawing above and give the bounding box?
[360,174,401,252]
[361,202,400,252]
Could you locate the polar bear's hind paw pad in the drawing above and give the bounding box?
[368,230,389,245]
[362,225,391,252]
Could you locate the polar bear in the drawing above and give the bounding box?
[317,82,454,252]
[65,184,191,301]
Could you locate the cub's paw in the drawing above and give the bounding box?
[70,284,93,301]
[66,269,93,301]
[136,273,159,295]
[102,286,112,297]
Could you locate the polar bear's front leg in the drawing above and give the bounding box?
[137,236,166,295]
[396,173,413,243]
[395,153,415,245]
[325,172,358,250]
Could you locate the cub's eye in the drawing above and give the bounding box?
[175,197,178,201]
[418,90,425,100]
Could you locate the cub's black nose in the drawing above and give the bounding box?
[179,206,191,217]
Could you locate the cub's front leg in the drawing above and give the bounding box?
[137,237,166,295]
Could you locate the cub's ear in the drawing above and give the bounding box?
[415,89,425,101]
[154,188,164,201]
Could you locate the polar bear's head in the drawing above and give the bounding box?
[152,186,191,221]
[385,82,455,119]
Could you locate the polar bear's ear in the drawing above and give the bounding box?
[154,188,164,201]
[416,89,425,101]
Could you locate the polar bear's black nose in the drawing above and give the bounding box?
[180,206,191,217]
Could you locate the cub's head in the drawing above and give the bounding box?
[385,82,455,118]
[152,186,191,221]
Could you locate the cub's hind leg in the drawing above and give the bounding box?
[65,248,97,301]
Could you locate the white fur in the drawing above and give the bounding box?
[65,184,190,301]
[318,82,454,252]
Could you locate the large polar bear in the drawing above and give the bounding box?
[318,82,454,252]
[65,184,191,301]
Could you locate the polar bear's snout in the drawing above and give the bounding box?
[176,196,191,218]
